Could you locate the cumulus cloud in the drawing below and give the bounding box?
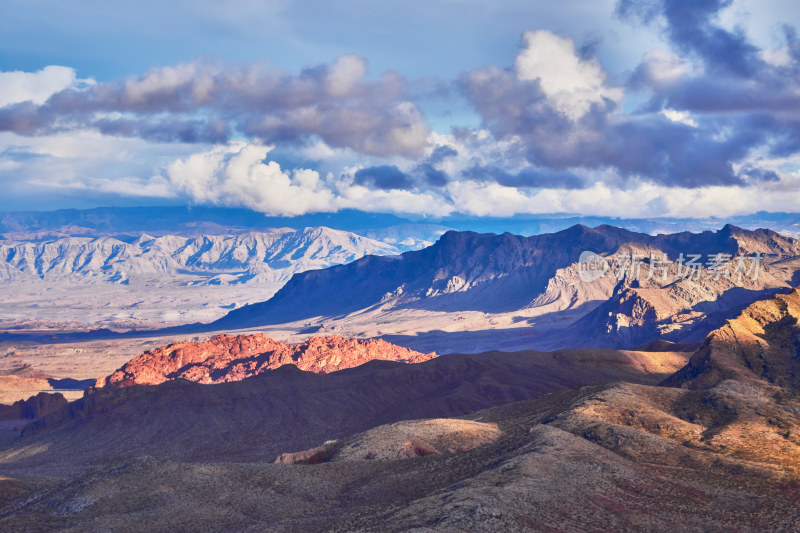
[161,142,455,217]
[621,0,800,116]
[514,31,623,120]
[0,58,430,157]
[618,0,761,77]
[462,54,749,187]
[165,143,335,216]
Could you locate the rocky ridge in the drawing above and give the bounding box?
[96,334,435,387]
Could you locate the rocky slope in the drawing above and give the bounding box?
[1,346,688,469]
[275,418,502,464]
[6,287,800,531]
[96,334,434,387]
[662,287,800,390]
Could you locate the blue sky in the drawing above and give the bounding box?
[0,0,799,218]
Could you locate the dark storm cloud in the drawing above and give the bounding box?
[428,145,458,164]
[623,0,800,117]
[353,165,414,190]
[354,162,453,190]
[617,0,760,77]
[621,0,800,161]
[739,166,780,183]
[0,57,429,157]
[461,64,751,187]
[463,165,587,189]
[415,164,450,187]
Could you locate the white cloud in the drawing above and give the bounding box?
[123,62,216,105]
[514,30,623,120]
[164,142,335,216]
[446,180,536,217]
[661,108,698,127]
[0,65,93,107]
[0,130,199,206]
[760,47,793,68]
[160,141,455,216]
[638,50,694,86]
[336,183,452,216]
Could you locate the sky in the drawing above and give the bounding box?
[1,0,799,219]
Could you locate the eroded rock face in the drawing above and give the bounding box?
[96,334,435,388]
[0,392,67,421]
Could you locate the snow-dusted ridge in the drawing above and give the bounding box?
[0,226,399,286]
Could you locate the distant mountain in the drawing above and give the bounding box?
[0,206,412,237]
[0,206,447,251]
[6,205,800,251]
[0,226,398,286]
[213,224,800,350]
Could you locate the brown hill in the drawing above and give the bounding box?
[664,287,800,390]
[4,381,800,531]
[96,334,435,388]
[2,347,686,470]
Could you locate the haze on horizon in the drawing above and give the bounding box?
[1,0,799,221]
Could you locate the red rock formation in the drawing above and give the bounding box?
[96,334,435,388]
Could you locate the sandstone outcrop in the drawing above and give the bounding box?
[97,334,435,387]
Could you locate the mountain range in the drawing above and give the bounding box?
[0,226,398,286]
[5,205,800,242]
[212,224,800,353]
[0,226,403,328]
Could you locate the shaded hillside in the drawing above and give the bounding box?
[2,347,687,469]
[1,333,798,530]
[213,226,636,326]
[0,392,66,422]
